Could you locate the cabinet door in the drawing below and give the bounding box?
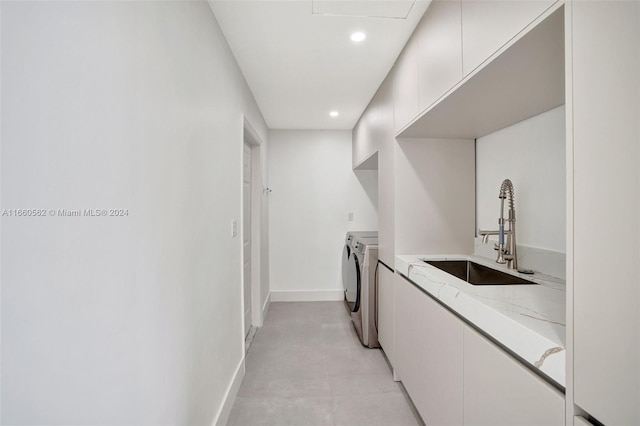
[395,274,463,425]
[377,263,394,366]
[393,36,419,133]
[461,0,556,76]
[417,0,463,112]
[463,327,564,426]
[376,75,395,265]
[352,104,376,169]
[571,1,640,424]
[351,120,362,169]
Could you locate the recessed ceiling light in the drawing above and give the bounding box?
[329,111,339,117]
[350,32,366,42]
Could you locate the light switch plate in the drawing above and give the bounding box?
[348,212,354,221]
[231,220,238,237]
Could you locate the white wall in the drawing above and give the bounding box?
[395,138,476,256]
[1,2,267,424]
[476,105,566,252]
[268,130,378,300]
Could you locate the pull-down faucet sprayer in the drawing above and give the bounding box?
[497,179,517,268]
[479,179,518,270]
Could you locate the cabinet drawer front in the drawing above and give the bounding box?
[463,327,564,426]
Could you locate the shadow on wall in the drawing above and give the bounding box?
[394,138,476,255]
[354,170,378,207]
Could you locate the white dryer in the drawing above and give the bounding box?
[342,231,377,312]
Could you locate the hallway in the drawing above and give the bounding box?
[227,302,422,426]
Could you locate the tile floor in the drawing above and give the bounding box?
[227,301,423,426]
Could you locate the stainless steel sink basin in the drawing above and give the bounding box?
[423,260,536,285]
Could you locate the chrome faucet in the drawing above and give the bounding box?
[479,179,518,270]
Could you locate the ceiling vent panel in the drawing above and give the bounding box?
[312,0,416,19]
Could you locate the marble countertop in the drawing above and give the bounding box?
[395,254,566,387]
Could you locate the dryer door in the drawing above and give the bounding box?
[341,243,351,292]
[344,250,360,312]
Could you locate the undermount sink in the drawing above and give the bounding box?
[423,260,536,285]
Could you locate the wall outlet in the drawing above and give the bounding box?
[348,212,354,221]
[231,220,238,237]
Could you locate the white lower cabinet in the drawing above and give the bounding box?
[463,327,565,425]
[395,273,565,426]
[395,273,464,425]
[377,264,395,367]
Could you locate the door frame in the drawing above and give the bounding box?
[242,116,267,331]
[242,142,252,337]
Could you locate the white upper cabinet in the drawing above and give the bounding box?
[375,75,395,265]
[352,120,362,167]
[398,5,564,140]
[352,101,378,169]
[417,0,463,112]
[392,36,419,133]
[461,0,557,76]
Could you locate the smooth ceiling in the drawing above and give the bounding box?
[208,0,430,130]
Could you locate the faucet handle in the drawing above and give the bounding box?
[479,230,494,244]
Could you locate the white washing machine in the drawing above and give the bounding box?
[343,234,379,348]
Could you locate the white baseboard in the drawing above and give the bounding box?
[261,292,271,322]
[270,290,344,302]
[213,357,245,426]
